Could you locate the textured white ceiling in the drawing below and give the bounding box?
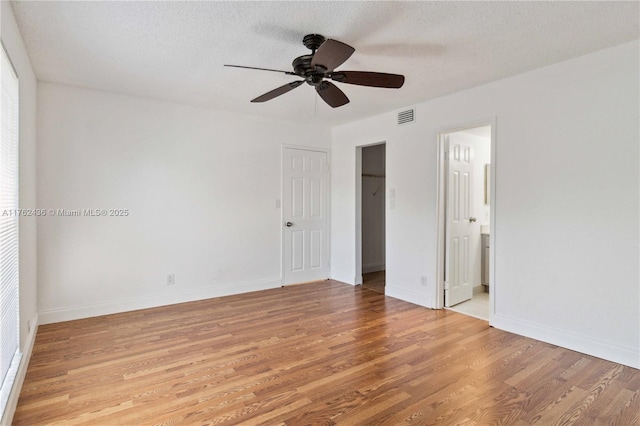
[11,1,640,126]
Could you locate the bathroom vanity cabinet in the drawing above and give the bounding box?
[482,233,490,288]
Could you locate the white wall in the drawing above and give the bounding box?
[37,82,330,323]
[1,3,38,424]
[331,40,639,368]
[361,144,385,273]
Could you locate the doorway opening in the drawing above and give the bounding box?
[359,143,386,293]
[436,122,494,321]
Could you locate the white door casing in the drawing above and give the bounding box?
[445,137,474,306]
[282,147,329,285]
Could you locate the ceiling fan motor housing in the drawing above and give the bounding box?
[292,55,327,86]
[294,35,331,86]
[292,55,314,77]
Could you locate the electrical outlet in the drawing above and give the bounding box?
[167,273,175,285]
[420,275,428,287]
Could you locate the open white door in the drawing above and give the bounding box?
[445,137,475,306]
[282,147,329,285]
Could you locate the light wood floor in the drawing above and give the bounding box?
[14,281,639,425]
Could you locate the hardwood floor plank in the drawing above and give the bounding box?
[277,388,366,425]
[13,280,639,425]
[611,389,640,425]
[327,388,413,425]
[554,364,626,425]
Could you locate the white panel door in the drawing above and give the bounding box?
[283,147,328,285]
[445,139,474,306]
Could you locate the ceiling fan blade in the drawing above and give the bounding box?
[251,81,304,103]
[316,81,349,108]
[311,39,355,72]
[225,64,296,76]
[330,71,405,89]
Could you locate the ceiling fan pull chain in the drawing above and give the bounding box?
[314,91,318,118]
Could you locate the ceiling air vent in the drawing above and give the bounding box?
[397,108,415,126]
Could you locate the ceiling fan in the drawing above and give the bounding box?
[225,34,405,108]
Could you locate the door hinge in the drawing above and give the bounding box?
[444,151,449,160]
[444,282,449,290]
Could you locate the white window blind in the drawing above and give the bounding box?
[0,43,20,416]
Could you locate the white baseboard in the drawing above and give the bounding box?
[473,285,486,295]
[362,262,385,274]
[0,313,38,426]
[385,285,433,309]
[39,277,281,325]
[330,269,357,285]
[491,313,639,369]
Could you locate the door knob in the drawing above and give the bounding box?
[469,217,477,223]
[285,222,293,227]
